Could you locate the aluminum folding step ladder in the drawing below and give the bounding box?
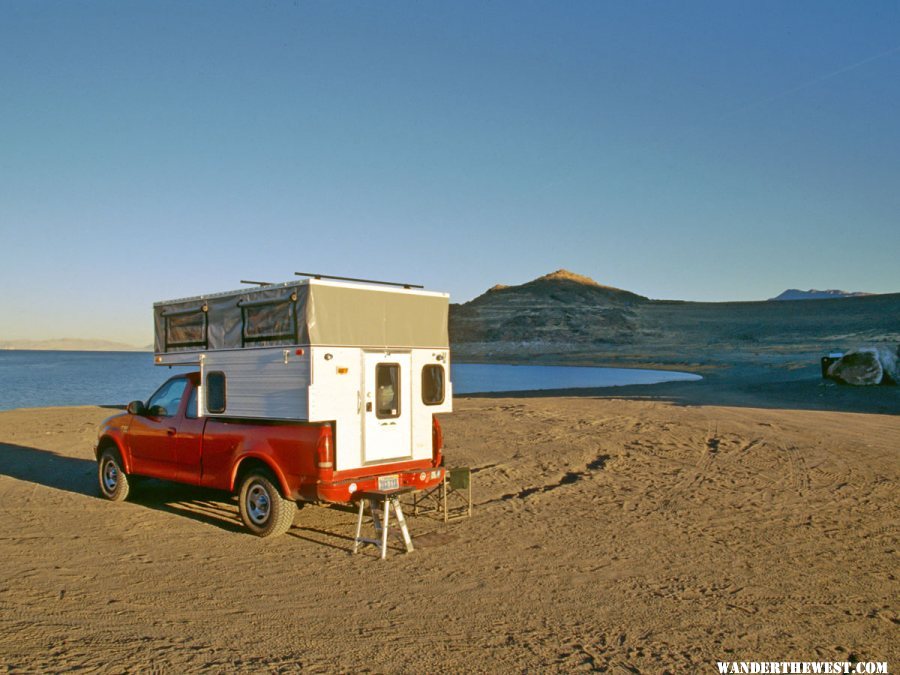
[352,487,415,560]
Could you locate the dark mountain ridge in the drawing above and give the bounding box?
[449,270,900,370]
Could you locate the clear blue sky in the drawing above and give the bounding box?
[1,1,898,345]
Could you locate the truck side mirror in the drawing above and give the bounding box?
[126,400,147,416]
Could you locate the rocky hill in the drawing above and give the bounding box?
[450,271,900,371]
[450,270,646,349]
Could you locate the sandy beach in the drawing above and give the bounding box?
[0,378,897,672]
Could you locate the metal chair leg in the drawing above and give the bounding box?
[443,477,449,522]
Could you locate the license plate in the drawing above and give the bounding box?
[377,474,400,491]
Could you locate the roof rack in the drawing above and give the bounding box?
[294,272,424,290]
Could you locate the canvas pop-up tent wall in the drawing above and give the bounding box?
[154,280,450,355]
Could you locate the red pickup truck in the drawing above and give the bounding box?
[96,372,445,537]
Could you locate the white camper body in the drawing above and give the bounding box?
[153,278,452,473]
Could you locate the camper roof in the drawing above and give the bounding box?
[154,277,447,307]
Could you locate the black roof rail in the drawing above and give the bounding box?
[294,272,424,289]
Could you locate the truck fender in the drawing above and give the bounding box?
[229,454,292,499]
[96,434,132,475]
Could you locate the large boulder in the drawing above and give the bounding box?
[883,346,900,383]
[827,346,898,385]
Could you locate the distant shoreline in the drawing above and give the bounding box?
[0,347,151,353]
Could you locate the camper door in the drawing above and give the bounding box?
[362,352,412,463]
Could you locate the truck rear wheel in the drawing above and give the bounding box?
[98,448,130,501]
[238,470,296,537]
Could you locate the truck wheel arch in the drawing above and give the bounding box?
[231,455,291,498]
[97,436,132,474]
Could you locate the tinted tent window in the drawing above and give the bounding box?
[242,298,297,346]
[146,378,188,417]
[422,365,445,405]
[376,363,400,418]
[165,308,207,349]
[206,372,226,413]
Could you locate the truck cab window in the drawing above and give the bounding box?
[422,364,445,405]
[186,386,199,419]
[376,363,400,418]
[146,378,188,417]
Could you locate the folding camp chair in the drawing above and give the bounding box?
[413,467,472,522]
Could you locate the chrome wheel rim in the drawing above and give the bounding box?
[246,483,271,525]
[103,460,119,493]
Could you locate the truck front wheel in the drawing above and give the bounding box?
[238,470,296,537]
[98,448,130,501]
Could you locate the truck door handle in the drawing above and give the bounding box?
[366,402,373,413]
[167,427,176,436]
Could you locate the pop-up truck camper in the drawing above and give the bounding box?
[95,274,452,538]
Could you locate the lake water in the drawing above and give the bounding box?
[452,363,700,394]
[0,351,700,411]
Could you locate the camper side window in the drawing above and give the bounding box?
[241,298,297,346]
[422,365,445,405]
[375,364,400,419]
[206,371,226,414]
[164,307,208,350]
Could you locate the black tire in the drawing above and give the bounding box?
[98,448,130,502]
[238,470,296,538]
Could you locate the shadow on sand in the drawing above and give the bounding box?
[0,442,99,495]
[0,442,366,547]
[0,441,243,532]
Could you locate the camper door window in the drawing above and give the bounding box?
[375,363,401,419]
